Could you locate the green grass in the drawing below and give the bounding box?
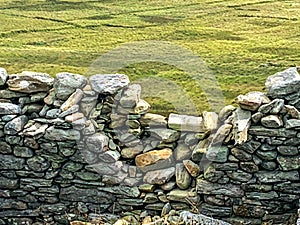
[0,0,299,115]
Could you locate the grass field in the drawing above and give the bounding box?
[0,0,299,115]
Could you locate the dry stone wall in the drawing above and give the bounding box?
[0,67,299,225]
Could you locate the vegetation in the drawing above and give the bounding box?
[0,0,299,115]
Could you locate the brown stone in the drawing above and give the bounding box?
[135,148,173,168]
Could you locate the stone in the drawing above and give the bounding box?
[46,109,61,118]
[60,186,115,204]
[22,122,48,138]
[256,170,299,183]
[0,68,8,86]
[261,161,277,170]
[119,84,141,108]
[249,126,297,138]
[202,111,218,131]
[274,182,300,194]
[0,154,25,170]
[27,156,50,172]
[0,141,12,154]
[134,99,150,114]
[65,112,84,123]
[98,186,140,198]
[227,170,252,182]
[265,67,300,98]
[197,179,244,197]
[143,167,175,185]
[277,146,298,155]
[256,150,277,160]
[218,105,236,122]
[168,113,203,132]
[135,148,173,167]
[90,74,129,94]
[100,150,121,163]
[139,113,167,127]
[60,88,84,112]
[167,189,198,204]
[0,103,21,115]
[258,99,285,114]
[286,119,300,129]
[204,164,224,182]
[246,191,278,200]
[277,155,300,171]
[86,161,123,175]
[7,71,54,93]
[199,203,232,217]
[240,162,259,173]
[174,143,191,161]
[233,204,268,218]
[86,133,109,153]
[13,146,33,158]
[206,145,229,163]
[175,163,192,190]
[210,123,232,145]
[285,105,300,119]
[0,177,18,189]
[121,147,143,159]
[231,148,252,161]
[237,91,270,111]
[150,128,180,143]
[0,199,27,210]
[54,72,87,100]
[183,160,200,177]
[44,126,80,141]
[261,115,283,128]
[233,108,251,144]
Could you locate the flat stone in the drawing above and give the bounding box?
[44,126,80,141]
[233,204,268,218]
[277,146,298,156]
[86,133,109,153]
[65,112,84,123]
[274,182,300,194]
[0,68,8,86]
[261,115,283,128]
[204,164,224,182]
[227,170,252,182]
[13,146,33,158]
[0,141,12,154]
[237,91,270,111]
[0,103,21,115]
[98,186,140,198]
[249,126,297,138]
[277,155,300,171]
[256,170,299,183]
[27,156,50,172]
[233,108,251,144]
[265,67,300,98]
[175,163,192,190]
[134,99,150,114]
[86,161,123,175]
[166,189,199,204]
[54,72,87,100]
[231,148,252,161]
[246,191,278,200]
[121,147,143,159]
[90,74,129,94]
[206,145,229,163]
[4,115,28,135]
[183,160,200,177]
[143,167,175,185]
[240,161,259,173]
[286,119,300,129]
[258,99,285,114]
[139,113,167,127]
[0,154,25,170]
[0,199,27,210]
[256,150,277,160]
[199,203,232,217]
[60,88,84,111]
[150,128,180,143]
[285,105,300,119]
[7,71,54,93]
[119,84,141,108]
[22,122,48,138]
[202,111,218,131]
[174,143,192,161]
[0,177,18,189]
[210,123,232,145]
[168,113,203,132]
[46,108,61,118]
[197,178,244,197]
[135,148,172,168]
[218,105,236,122]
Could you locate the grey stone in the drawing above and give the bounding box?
[0,199,27,210]
[256,170,299,183]
[134,99,150,114]
[218,105,236,122]
[0,103,21,115]
[86,133,109,152]
[13,146,33,158]
[0,177,18,189]
[204,164,225,182]
[44,126,80,141]
[249,126,297,138]
[197,178,244,197]
[227,170,252,182]
[286,119,300,129]
[231,148,252,161]
[261,161,277,170]
[274,182,300,194]
[277,155,300,171]
[150,128,180,143]
[60,88,83,112]
[54,72,87,100]
[144,167,175,185]
[90,74,129,94]
[265,67,300,98]
[167,189,199,204]
[277,146,298,155]
[0,154,25,170]
[86,161,123,175]
[175,163,192,190]
[7,71,54,93]
[237,91,270,111]
[256,150,277,160]
[119,84,141,108]
[199,203,232,217]
[233,204,268,218]
[139,113,167,127]
[27,156,50,172]
[168,113,203,132]
[240,161,259,173]
[233,108,252,144]
[202,111,219,132]
[98,186,140,198]
[251,112,264,124]
[206,145,229,163]
[0,141,12,154]
[285,105,300,119]
[210,123,232,145]
[0,68,8,86]
[261,115,283,128]
[246,191,278,200]
[46,108,61,119]
[258,99,285,114]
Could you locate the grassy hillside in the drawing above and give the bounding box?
[0,0,299,115]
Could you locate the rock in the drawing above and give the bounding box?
[249,126,296,138]
[174,143,191,161]
[175,163,192,189]
[134,99,150,114]
[255,170,299,183]
[199,203,232,217]
[237,91,270,111]
[233,204,267,218]
[277,156,300,171]
[206,145,229,163]
[231,148,252,161]
[261,115,283,128]
[100,150,121,163]
[0,141,12,154]
[7,71,54,93]
[0,103,21,115]
[22,122,48,138]
[27,156,50,172]
[218,105,236,122]
[285,119,300,129]
[121,147,143,159]
[65,112,84,123]
[86,161,123,175]
[4,115,28,135]
[251,112,264,124]
[86,133,109,153]
[210,123,232,145]
[204,164,224,182]
[140,113,167,127]
[256,150,277,160]
[119,84,141,108]
[0,177,18,189]
[0,154,25,170]
[13,146,33,158]
[227,170,252,182]
[60,89,84,111]
[265,67,300,98]
[202,111,218,132]
[258,99,285,114]
[143,167,175,185]
[135,148,173,167]
[168,113,203,132]
[285,105,300,119]
[150,128,180,143]
[54,72,87,100]
[44,126,81,141]
[197,178,244,197]
[46,109,61,118]
[183,160,200,177]
[233,108,251,144]
[90,74,129,94]
[0,68,8,86]
[277,146,298,156]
